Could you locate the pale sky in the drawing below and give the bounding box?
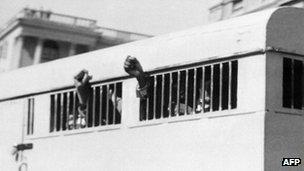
[0,0,211,35]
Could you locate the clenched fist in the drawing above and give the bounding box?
[74,69,92,106]
[124,56,144,78]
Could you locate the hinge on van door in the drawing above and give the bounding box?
[12,143,33,161]
[15,143,33,151]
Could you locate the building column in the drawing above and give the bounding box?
[69,43,76,56]
[33,38,44,64]
[10,36,24,69]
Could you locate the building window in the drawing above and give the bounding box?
[283,58,303,109]
[20,37,37,67]
[27,98,35,135]
[50,82,122,132]
[41,40,59,63]
[75,44,89,55]
[139,60,238,121]
[232,0,243,11]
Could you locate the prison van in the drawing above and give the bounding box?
[0,7,303,171]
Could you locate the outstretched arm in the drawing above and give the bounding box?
[124,56,150,98]
[124,56,147,88]
[74,69,92,110]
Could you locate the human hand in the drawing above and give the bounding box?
[74,69,92,105]
[124,56,144,78]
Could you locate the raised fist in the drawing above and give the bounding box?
[124,56,144,78]
[74,69,92,106]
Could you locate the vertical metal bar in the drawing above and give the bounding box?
[21,96,27,140]
[113,83,117,123]
[153,76,157,119]
[29,99,32,135]
[161,75,165,118]
[201,67,205,113]
[31,98,34,134]
[291,59,294,108]
[60,93,64,130]
[92,87,96,127]
[210,65,214,112]
[219,63,223,111]
[168,73,172,117]
[73,91,76,129]
[85,94,89,128]
[177,71,180,115]
[66,92,70,129]
[54,94,57,131]
[27,99,30,135]
[228,62,232,110]
[185,70,189,114]
[99,86,103,125]
[146,98,149,120]
[106,84,109,124]
[193,69,197,114]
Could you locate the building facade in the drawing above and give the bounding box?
[209,0,304,22]
[0,8,151,72]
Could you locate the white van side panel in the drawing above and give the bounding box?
[0,99,25,170]
[24,111,265,171]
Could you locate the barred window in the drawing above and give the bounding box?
[41,40,59,63]
[283,58,303,109]
[139,60,238,121]
[27,98,35,135]
[50,82,122,132]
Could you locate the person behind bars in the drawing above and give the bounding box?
[123,56,211,120]
[69,70,121,129]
